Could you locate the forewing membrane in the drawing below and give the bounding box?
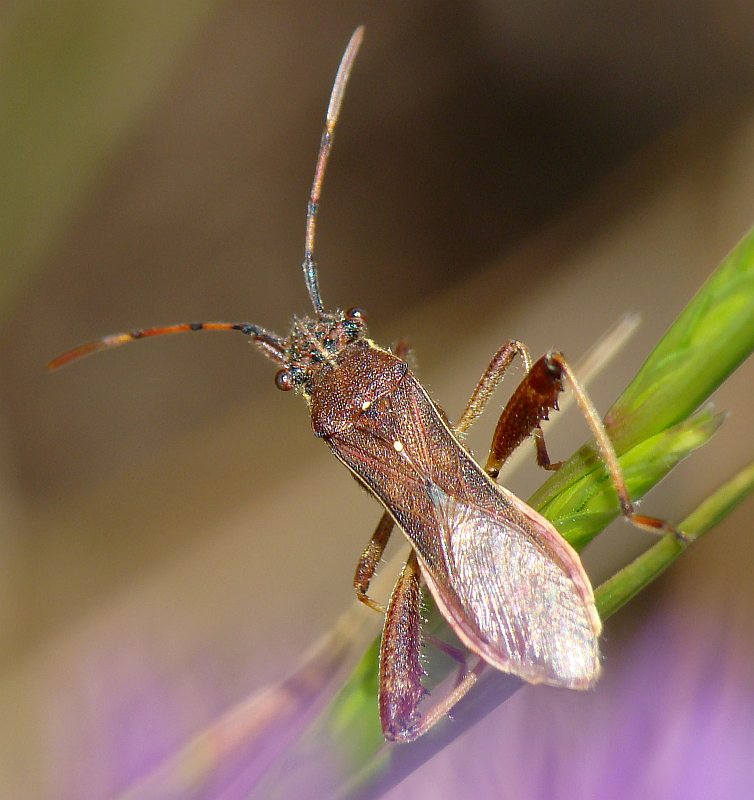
[423,483,601,688]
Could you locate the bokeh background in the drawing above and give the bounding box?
[1,2,753,798]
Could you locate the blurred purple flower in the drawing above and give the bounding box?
[381,604,754,800]
[48,594,753,800]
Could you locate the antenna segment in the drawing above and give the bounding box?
[302,26,365,314]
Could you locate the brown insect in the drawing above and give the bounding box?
[50,28,681,742]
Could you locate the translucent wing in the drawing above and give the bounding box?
[421,482,602,688]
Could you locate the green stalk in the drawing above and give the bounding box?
[596,460,754,618]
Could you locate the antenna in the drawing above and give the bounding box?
[48,29,367,372]
[302,26,365,315]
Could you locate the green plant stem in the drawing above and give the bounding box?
[596,460,754,618]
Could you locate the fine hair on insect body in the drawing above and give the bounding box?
[50,27,684,743]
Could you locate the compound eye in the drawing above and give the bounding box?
[275,369,294,391]
[345,307,368,324]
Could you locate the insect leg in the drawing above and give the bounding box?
[483,353,568,478]
[353,511,394,613]
[404,661,488,743]
[455,340,562,478]
[454,340,533,435]
[423,635,466,667]
[550,353,686,540]
[389,337,413,363]
[423,634,471,690]
[380,549,426,741]
[381,554,487,742]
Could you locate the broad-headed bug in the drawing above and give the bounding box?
[50,27,682,742]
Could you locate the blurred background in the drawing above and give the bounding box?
[1,2,753,798]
